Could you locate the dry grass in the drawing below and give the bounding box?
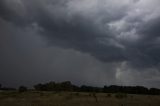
[0,91,160,106]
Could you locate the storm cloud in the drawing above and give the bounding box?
[0,0,160,88]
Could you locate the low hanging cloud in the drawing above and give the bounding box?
[0,0,160,88]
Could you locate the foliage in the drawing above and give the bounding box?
[18,86,27,92]
[34,81,73,91]
[33,81,160,95]
[0,92,160,106]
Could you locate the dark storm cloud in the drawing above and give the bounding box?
[0,0,128,62]
[125,17,160,68]
[36,0,160,68]
[0,16,118,87]
[0,0,29,26]
[0,0,160,88]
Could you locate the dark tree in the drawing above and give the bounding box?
[60,81,73,91]
[33,81,160,95]
[80,85,101,92]
[34,83,45,91]
[34,81,76,91]
[149,88,160,95]
[18,86,27,92]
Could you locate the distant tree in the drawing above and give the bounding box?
[33,81,160,95]
[1,87,16,91]
[18,86,27,92]
[149,88,160,95]
[46,81,56,91]
[34,81,75,91]
[60,81,73,91]
[80,85,101,92]
[134,86,149,94]
[34,83,44,91]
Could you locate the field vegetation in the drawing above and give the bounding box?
[0,91,160,106]
[0,81,160,106]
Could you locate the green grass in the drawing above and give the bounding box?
[0,91,160,106]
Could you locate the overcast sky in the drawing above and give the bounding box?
[0,0,160,88]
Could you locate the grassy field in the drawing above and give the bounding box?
[0,91,160,106]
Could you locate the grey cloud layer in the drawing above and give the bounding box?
[0,17,118,87]
[0,0,160,87]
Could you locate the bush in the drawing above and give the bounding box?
[18,86,27,92]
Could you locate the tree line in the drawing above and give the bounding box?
[0,84,16,91]
[0,81,160,95]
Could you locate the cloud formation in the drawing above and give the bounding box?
[0,0,160,88]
